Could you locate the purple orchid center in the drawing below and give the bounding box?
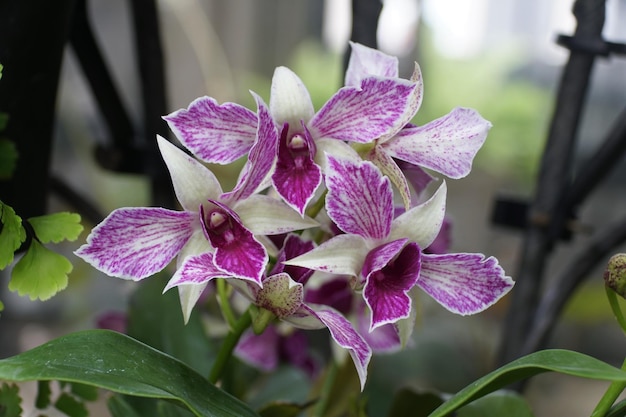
[282,123,316,167]
[204,208,236,246]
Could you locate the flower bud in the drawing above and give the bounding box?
[604,254,626,299]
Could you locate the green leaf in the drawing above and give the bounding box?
[28,212,83,243]
[70,382,99,402]
[0,383,22,417]
[456,391,534,417]
[429,349,626,417]
[54,392,88,417]
[0,300,4,313]
[108,395,143,417]
[35,380,51,409]
[9,240,71,300]
[0,139,16,179]
[0,201,25,269]
[0,329,260,417]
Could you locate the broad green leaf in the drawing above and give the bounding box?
[456,391,534,417]
[607,398,626,417]
[0,329,260,417]
[0,382,22,417]
[9,240,71,300]
[28,212,83,243]
[108,395,143,417]
[35,380,51,409]
[0,201,25,269]
[429,349,626,417]
[54,392,88,417]
[0,139,16,179]
[70,382,99,402]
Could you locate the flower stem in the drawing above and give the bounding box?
[208,307,252,384]
[311,360,338,417]
[217,279,237,329]
[590,357,626,417]
[306,189,327,219]
[606,287,626,336]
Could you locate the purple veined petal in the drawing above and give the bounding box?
[272,124,322,215]
[314,139,361,173]
[234,195,318,235]
[256,273,304,318]
[310,76,418,143]
[176,229,213,269]
[424,217,452,254]
[395,159,435,196]
[300,304,372,391]
[367,145,413,211]
[201,201,267,285]
[270,234,315,285]
[363,241,421,331]
[163,96,257,164]
[270,66,315,128]
[325,155,393,240]
[234,327,280,372]
[356,301,401,353]
[389,181,447,249]
[417,252,514,315]
[345,41,399,87]
[284,234,370,277]
[221,93,279,202]
[383,107,492,179]
[157,135,223,211]
[164,252,231,292]
[75,207,197,280]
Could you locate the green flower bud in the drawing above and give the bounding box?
[604,254,626,299]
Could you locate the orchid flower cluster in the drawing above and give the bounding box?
[75,43,514,389]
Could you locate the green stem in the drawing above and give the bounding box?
[217,279,237,329]
[208,307,252,384]
[311,360,338,417]
[591,357,626,417]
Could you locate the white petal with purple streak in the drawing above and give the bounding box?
[234,195,318,235]
[344,41,399,86]
[383,107,491,178]
[163,96,257,164]
[417,252,514,315]
[75,207,197,280]
[310,77,418,143]
[270,66,315,127]
[325,155,393,240]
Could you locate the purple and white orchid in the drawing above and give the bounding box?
[285,155,514,331]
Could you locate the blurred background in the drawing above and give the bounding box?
[1,0,626,415]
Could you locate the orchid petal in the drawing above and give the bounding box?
[284,234,369,277]
[222,93,278,202]
[304,276,353,315]
[177,229,213,269]
[314,139,361,172]
[164,252,229,292]
[75,207,196,280]
[389,181,447,248]
[163,96,257,164]
[310,77,418,143]
[356,305,401,353]
[417,253,514,315]
[177,284,208,325]
[395,159,435,196]
[270,66,315,127]
[157,135,222,211]
[367,145,412,211]
[301,305,372,391]
[345,41,398,86]
[383,107,492,178]
[325,155,393,240]
[202,201,267,285]
[256,273,304,318]
[363,241,420,330]
[234,194,318,235]
[271,234,315,285]
[272,124,322,215]
[234,327,280,371]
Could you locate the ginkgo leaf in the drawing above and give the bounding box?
[0,382,22,417]
[0,138,17,179]
[28,212,83,243]
[9,240,71,301]
[0,201,26,269]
